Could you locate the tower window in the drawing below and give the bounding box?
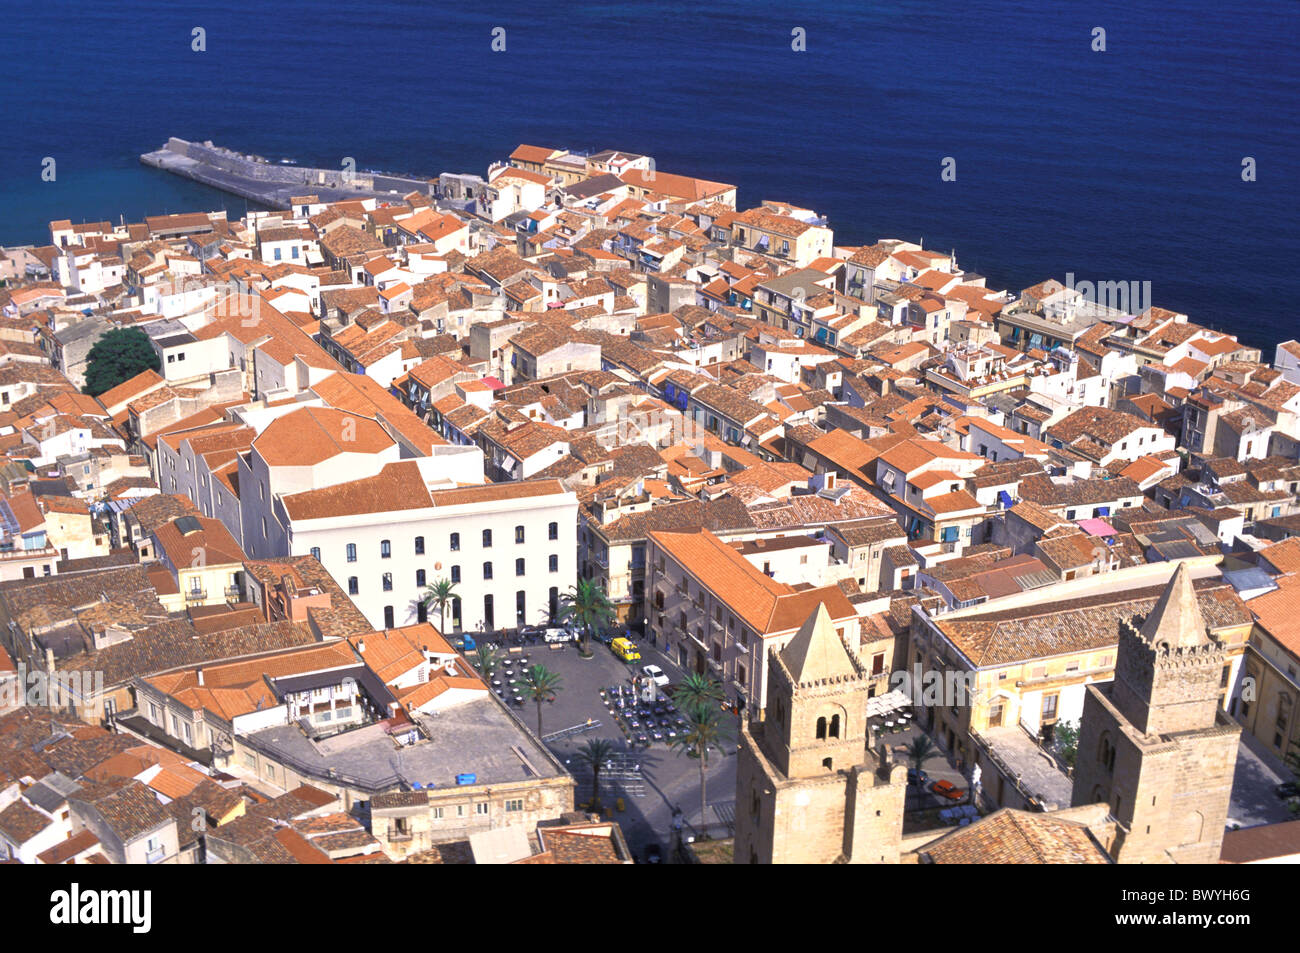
[816,716,827,740]
[822,757,833,770]
[829,714,840,738]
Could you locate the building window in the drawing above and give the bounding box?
[1042,693,1059,723]
[346,543,357,563]
[450,532,460,551]
[416,569,426,587]
[475,802,489,816]
[384,606,394,628]
[483,562,493,580]
[548,522,558,540]
[515,525,525,544]
[310,546,321,561]
[381,539,392,559]
[549,554,558,573]
[482,529,493,548]
[505,799,523,812]
[515,558,525,577]
[382,573,393,592]
[415,536,425,555]
[451,565,461,583]
[348,577,359,595]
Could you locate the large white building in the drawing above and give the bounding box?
[279,471,579,633]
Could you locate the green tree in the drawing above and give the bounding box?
[420,578,457,632]
[671,673,724,713]
[557,578,616,655]
[83,327,161,397]
[906,735,939,784]
[473,643,501,678]
[1051,719,1080,768]
[575,737,616,812]
[671,702,733,833]
[514,663,562,738]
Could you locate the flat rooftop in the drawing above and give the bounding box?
[243,695,568,793]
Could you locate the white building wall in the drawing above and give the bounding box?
[287,493,578,631]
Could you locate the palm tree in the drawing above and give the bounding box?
[420,578,457,632]
[557,578,616,655]
[906,734,939,785]
[574,737,616,812]
[473,643,501,678]
[514,663,563,738]
[671,702,732,833]
[671,673,724,713]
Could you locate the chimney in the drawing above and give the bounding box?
[357,637,366,654]
[197,667,205,686]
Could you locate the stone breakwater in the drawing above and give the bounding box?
[140,138,433,209]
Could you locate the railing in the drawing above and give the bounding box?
[184,589,207,601]
[145,846,166,864]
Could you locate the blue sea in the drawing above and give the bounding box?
[1,0,1295,348]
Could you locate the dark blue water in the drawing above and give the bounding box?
[2,1,1295,347]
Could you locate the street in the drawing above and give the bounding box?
[488,636,738,860]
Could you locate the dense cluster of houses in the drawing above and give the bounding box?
[0,142,1298,863]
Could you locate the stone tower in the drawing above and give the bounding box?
[1072,562,1240,864]
[734,603,907,864]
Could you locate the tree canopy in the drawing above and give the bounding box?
[83,327,161,397]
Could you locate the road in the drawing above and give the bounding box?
[489,636,737,860]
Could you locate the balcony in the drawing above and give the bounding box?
[184,589,208,602]
[145,846,166,864]
[224,585,241,598]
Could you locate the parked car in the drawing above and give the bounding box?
[1276,781,1300,799]
[642,664,670,687]
[611,637,641,662]
[907,768,931,787]
[542,627,574,643]
[930,779,967,801]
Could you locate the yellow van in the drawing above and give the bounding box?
[611,637,641,662]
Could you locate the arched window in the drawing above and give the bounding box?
[416,569,426,587]
[548,521,558,540]
[829,713,840,738]
[515,525,525,544]
[346,543,357,563]
[309,546,320,561]
[450,532,460,551]
[816,716,827,740]
[414,536,425,555]
[380,539,391,559]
